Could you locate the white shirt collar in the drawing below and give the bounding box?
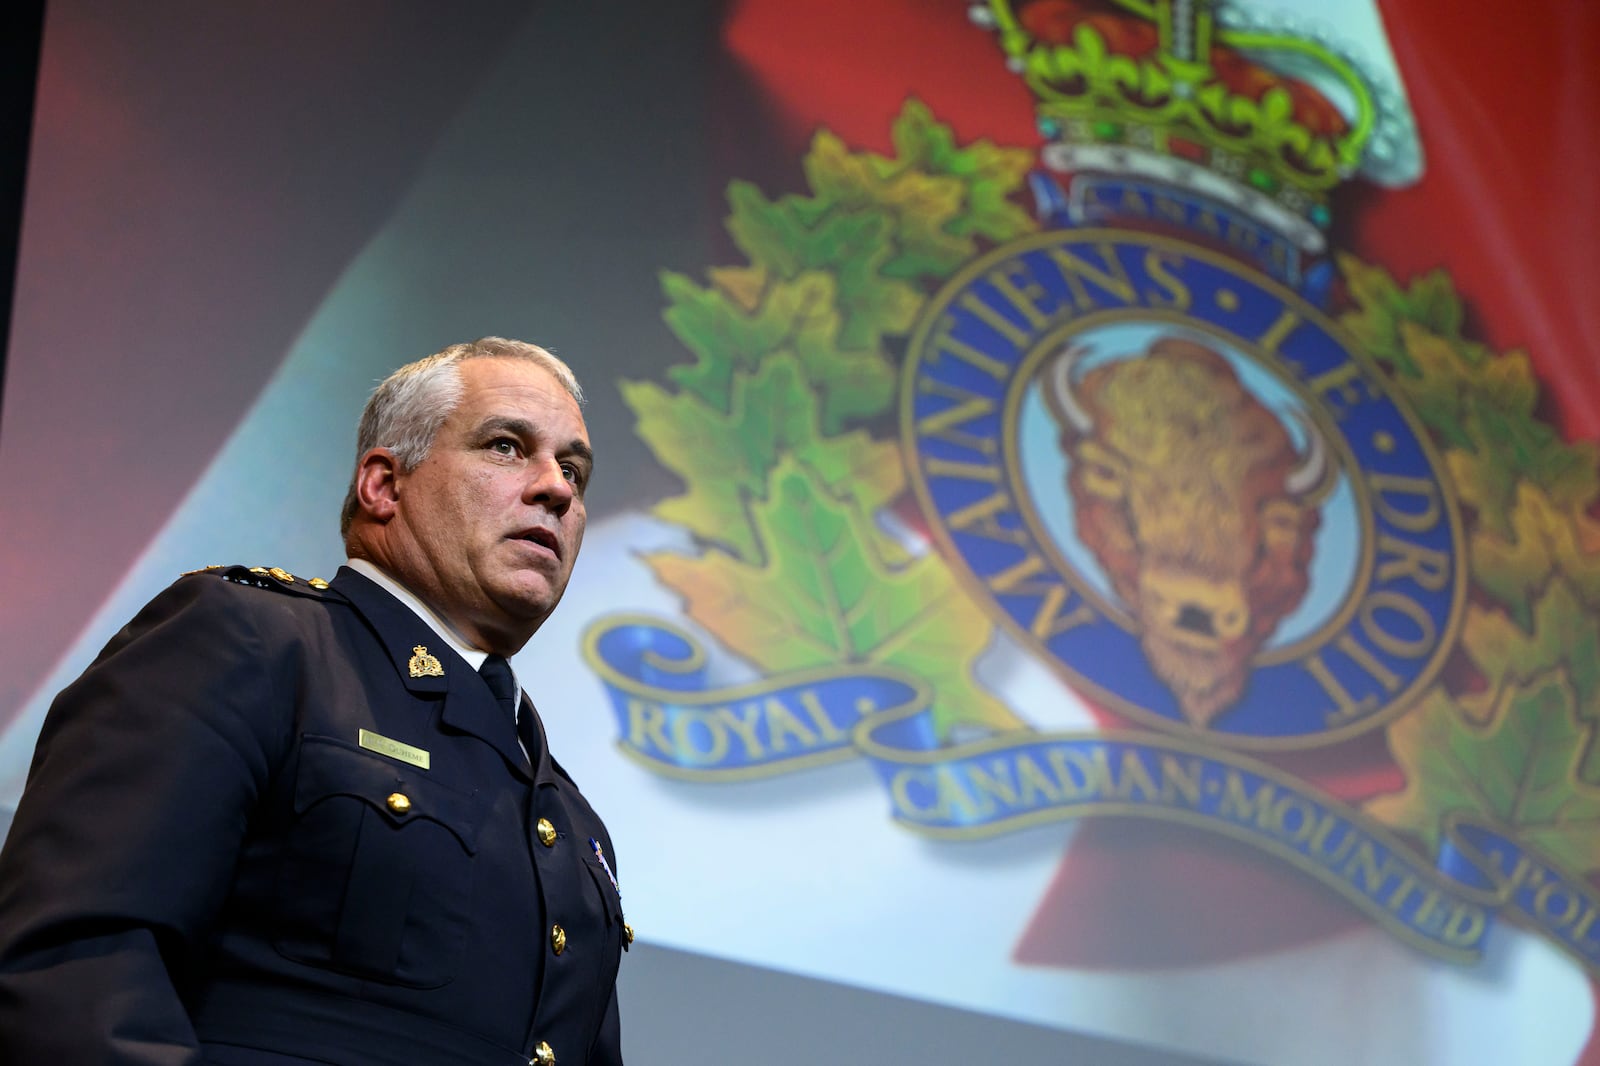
[345,558,512,688]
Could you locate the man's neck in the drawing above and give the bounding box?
[345,558,492,671]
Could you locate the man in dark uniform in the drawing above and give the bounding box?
[0,338,628,1065]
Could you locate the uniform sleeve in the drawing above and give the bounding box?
[0,577,289,1065]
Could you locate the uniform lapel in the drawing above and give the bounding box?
[331,566,530,775]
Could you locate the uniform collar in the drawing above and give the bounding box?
[344,559,522,694]
[333,564,544,780]
[344,560,483,664]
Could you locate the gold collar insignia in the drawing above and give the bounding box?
[408,645,445,678]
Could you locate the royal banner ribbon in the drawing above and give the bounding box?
[583,614,924,780]
[584,614,1600,973]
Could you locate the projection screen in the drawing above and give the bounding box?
[3,2,1598,1063]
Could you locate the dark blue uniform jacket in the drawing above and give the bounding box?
[0,566,626,1065]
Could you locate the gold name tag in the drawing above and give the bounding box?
[358,729,430,770]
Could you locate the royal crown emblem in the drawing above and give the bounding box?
[974,0,1418,300]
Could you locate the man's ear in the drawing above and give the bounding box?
[354,448,402,523]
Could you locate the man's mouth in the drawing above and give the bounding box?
[512,527,561,559]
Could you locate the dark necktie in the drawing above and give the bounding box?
[479,655,538,767]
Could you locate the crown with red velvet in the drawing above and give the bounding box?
[971,0,1392,249]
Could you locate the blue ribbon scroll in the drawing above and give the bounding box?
[584,613,1600,975]
[583,614,925,780]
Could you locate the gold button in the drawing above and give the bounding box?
[309,577,330,589]
[550,924,566,955]
[268,567,294,583]
[532,1040,555,1065]
[386,792,411,814]
[536,818,557,847]
[623,922,635,945]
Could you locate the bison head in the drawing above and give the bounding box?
[1040,337,1334,728]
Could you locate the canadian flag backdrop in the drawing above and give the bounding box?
[2,3,1597,1064]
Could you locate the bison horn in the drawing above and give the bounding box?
[1043,343,1095,436]
[1285,408,1335,499]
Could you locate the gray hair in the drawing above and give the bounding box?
[339,337,583,537]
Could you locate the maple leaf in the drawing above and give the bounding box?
[1470,483,1600,625]
[1456,581,1600,784]
[794,432,908,561]
[887,99,1037,246]
[708,263,767,312]
[1460,581,1600,724]
[1411,330,1600,539]
[1470,409,1599,540]
[645,457,1022,737]
[1339,259,1600,541]
[1387,323,1473,452]
[658,269,795,410]
[801,128,970,280]
[1338,256,1472,378]
[654,105,1037,434]
[622,354,905,562]
[658,270,895,432]
[725,181,922,352]
[787,104,1036,283]
[623,355,810,562]
[1367,672,1600,874]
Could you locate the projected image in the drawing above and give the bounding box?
[3,1,1599,1064]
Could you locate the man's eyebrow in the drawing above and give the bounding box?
[477,417,593,467]
[477,416,536,440]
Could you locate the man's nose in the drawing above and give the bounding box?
[525,458,575,511]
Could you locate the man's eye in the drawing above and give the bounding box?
[490,439,519,456]
[561,463,582,485]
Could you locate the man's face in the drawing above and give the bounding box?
[386,357,591,651]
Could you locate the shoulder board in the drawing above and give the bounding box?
[180,564,338,599]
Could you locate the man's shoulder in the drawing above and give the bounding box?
[79,565,356,682]
[177,563,341,597]
[134,564,371,672]
[167,564,349,618]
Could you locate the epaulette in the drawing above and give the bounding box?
[179,564,336,598]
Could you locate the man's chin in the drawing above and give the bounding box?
[489,581,564,633]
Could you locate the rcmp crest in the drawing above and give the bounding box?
[906,230,1465,747]
[584,0,1600,977]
